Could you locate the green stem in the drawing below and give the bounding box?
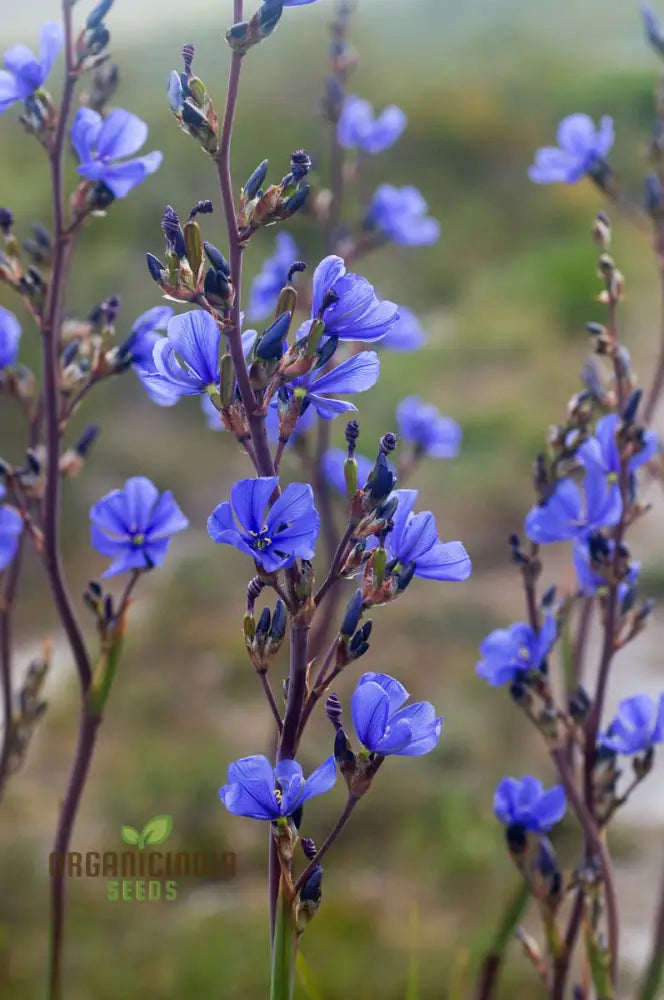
[475,879,530,1000]
[269,882,297,1000]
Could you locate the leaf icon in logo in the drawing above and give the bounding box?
[120,825,140,846]
[140,814,173,848]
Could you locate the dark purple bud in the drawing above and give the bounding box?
[181,101,207,128]
[374,494,399,523]
[300,864,322,904]
[320,288,339,317]
[257,0,283,39]
[396,561,416,593]
[287,261,306,284]
[345,420,360,456]
[75,423,100,457]
[326,692,343,730]
[62,340,79,366]
[203,241,231,276]
[505,822,527,854]
[637,598,655,622]
[31,222,50,249]
[255,312,291,361]
[585,322,604,336]
[162,205,186,257]
[621,388,642,424]
[341,589,363,637]
[204,267,232,303]
[0,208,14,235]
[289,149,311,181]
[283,184,310,216]
[367,454,397,503]
[379,432,397,456]
[181,43,195,75]
[509,680,529,705]
[541,585,556,608]
[269,600,287,642]
[569,684,591,722]
[334,726,355,769]
[300,837,317,860]
[88,579,103,598]
[256,607,271,637]
[588,532,611,563]
[188,199,213,220]
[86,0,113,29]
[146,253,164,282]
[244,159,269,199]
[620,584,637,615]
[315,335,338,370]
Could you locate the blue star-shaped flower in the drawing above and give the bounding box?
[72,107,162,199]
[528,113,614,185]
[351,672,442,757]
[219,754,336,821]
[600,694,664,755]
[493,776,566,833]
[476,614,556,687]
[0,23,63,114]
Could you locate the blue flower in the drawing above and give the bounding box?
[148,310,221,397]
[579,414,658,479]
[310,256,398,342]
[276,351,380,422]
[528,114,614,185]
[384,489,471,581]
[524,468,622,545]
[494,776,566,833]
[641,3,664,56]
[572,537,640,600]
[219,754,337,821]
[72,107,162,198]
[477,615,556,687]
[378,306,426,351]
[337,95,406,154]
[600,694,664,755]
[350,672,442,757]
[0,23,63,114]
[120,306,179,406]
[0,306,21,367]
[208,477,320,572]
[247,232,299,321]
[366,184,440,246]
[321,449,376,496]
[0,487,22,571]
[396,395,462,459]
[90,477,188,577]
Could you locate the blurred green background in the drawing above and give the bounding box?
[1,1,663,998]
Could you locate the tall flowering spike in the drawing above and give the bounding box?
[600,694,664,755]
[350,672,442,757]
[476,614,556,687]
[0,306,21,367]
[378,306,426,352]
[384,489,471,582]
[207,477,320,572]
[493,776,567,834]
[309,256,398,342]
[528,114,614,185]
[71,108,162,198]
[248,232,299,320]
[337,95,407,154]
[396,396,462,458]
[0,23,63,114]
[525,466,622,545]
[366,185,440,246]
[0,488,23,571]
[148,310,220,397]
[219,755,336,821]
[89,477,188,578]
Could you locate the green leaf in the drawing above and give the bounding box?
[140,814,173,847]
[296,953,324,1000]
[120,825,140,846]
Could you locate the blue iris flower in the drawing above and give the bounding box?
[600,694,664,755]
[219,754,337,821]
[383,489,471,582]
[366,185,440,246]
[350,672,442,757]
[207,476,320,572]
[337,95,406,154]
[308,256,398,342]
[378,306,426,351]
[525,466,622,545]
[0,306,21,368]
[247,232,299,321]
[0,23,63,114]
[528,113,614,184]
[71,107,162,198]
[90,477,188,577]
[476,615,557,687]
[0,487,23,571]
[396,395,462,459]
[494,776,567,833]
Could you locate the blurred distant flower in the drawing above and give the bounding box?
[476,615,556,687]
[494,776,566,833]
[0,487,22,571]
[396,396,461,458]
[310,256,398,342]
[0,306,21,367]
[247,232,298,321]
[322,448,376,495]
[600,694,664,755]
[90,476,188,577]
[351,672,442,756]
[219,755,337,821]
[579,413,658,478]
[72,107,162,198]
[207,477,320,572]
[525,468,622,545]
[528,113,614,185]
[384,489,471,581]
[278,351,380,421]
[366,184,440,246]
[378,306,426,351]
[641,3,664,56]
[0,23,63,114]
[337,95,406,154]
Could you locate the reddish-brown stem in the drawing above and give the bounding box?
[259,672,283,734]
[293,796,357,895]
